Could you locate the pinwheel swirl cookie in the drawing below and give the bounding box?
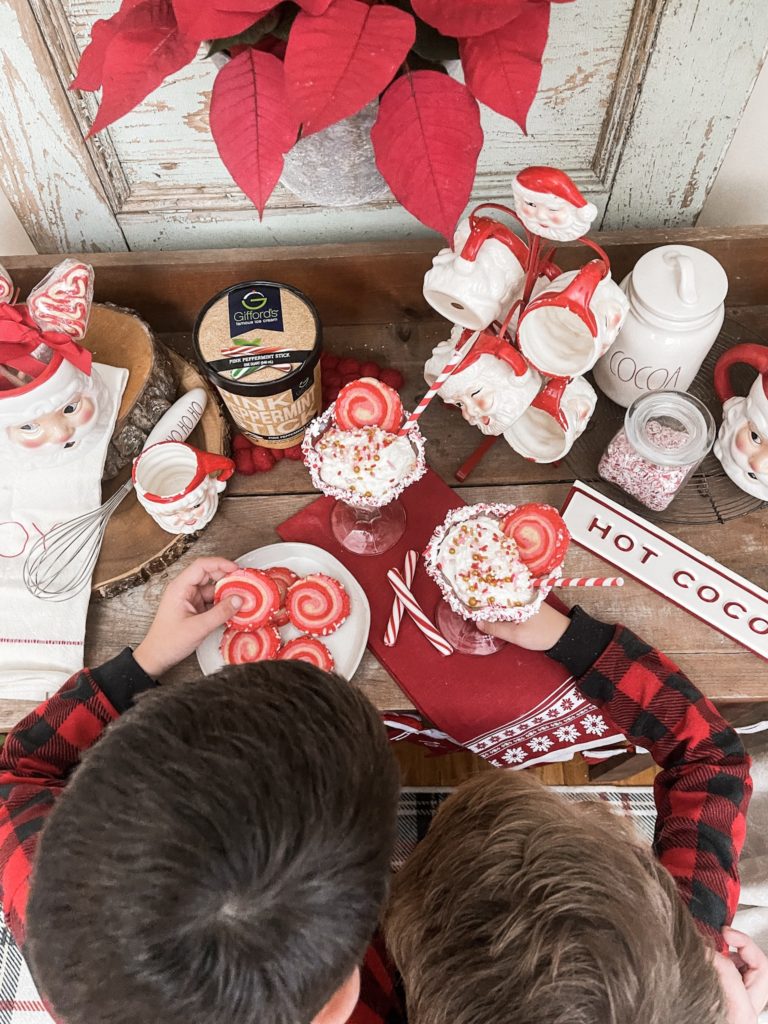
[424,503,569,623]
[303,378,426,508]
[213,564,349,666]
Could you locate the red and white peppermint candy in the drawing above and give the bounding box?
[214,567,281,631]
[286,573,350,636]
[501,503,570,577]
[334,378,403,433]
[265,565,299,627]
[0,265,13,303]
[27,259,94,340]
[277,635,335,671]
[220,624,281,664]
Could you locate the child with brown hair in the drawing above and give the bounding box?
[0,557,401,1024]
[380,603,762,1024]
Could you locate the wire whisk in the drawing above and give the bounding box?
[23,480,133,601]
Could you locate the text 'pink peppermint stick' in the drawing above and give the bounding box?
[398,330,479,436]
[386,569,453,656]
[384,550,418,647]
[533,576,625,589]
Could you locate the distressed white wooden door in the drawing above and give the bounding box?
[1,0,767,252]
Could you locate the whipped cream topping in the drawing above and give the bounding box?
[436,515,534,611]
[315,426,418,503]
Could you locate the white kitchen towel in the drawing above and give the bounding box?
[0,363,127,700]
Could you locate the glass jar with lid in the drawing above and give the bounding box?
[598,391,715,511]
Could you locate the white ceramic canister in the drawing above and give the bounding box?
[592,245,728,408]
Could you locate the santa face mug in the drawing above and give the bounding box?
[518,261,629,378]
[713,343,768,501]
[132,442,235,534]
[0,355,106,467]
[423,215,528,330]
[504,376,597,463]
[511,166,598,242]
[424,326,541,435]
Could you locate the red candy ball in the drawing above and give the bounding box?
[380,368,404,391]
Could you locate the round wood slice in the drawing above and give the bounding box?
[81,303,178,480]
[92,350,229,598]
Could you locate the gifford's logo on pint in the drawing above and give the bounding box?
[228,284,285,337]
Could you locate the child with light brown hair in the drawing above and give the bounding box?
[378,603,765,1024]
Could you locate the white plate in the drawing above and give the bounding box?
[196,542,371,679]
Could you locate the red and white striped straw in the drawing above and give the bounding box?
[386,569,453,656]
[398,329,479,436]
[384,550,418,646]
[533,576,625,589]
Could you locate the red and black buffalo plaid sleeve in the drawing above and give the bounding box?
[549,608,752,952]
[0,650,156,947]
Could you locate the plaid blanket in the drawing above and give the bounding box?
[0,786,658,1023]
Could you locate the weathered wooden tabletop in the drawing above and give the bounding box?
[2,228,767,731]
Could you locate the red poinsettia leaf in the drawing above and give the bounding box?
[219,0,331,13]
[210,49,298,216]
[71,0,146,91]
[88,0,199,136]
[172,0,275,41]
[371,70,482,238]
[411,0,526,38]
[460,1,551,132]
[285,0,414,135]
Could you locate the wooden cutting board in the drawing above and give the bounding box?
[92,348,228,597]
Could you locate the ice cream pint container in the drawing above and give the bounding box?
[193,281,322,449]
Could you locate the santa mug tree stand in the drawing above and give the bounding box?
[421,166,630,481]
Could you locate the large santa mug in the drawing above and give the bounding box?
[517,260,629,378]
[424,326,541,435]
[504,376,597,464]
[713,343,768,501]
[132,441,235,535]
[423,215,528,331]
[0,354,106,467]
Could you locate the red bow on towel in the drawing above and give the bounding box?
[0,304,92,377]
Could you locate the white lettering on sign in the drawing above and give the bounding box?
[560,482,768,660]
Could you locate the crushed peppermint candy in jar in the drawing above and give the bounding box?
[599,422,695,511]
[598,392,715,513]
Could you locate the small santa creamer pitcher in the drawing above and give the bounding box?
[593,245,728,407]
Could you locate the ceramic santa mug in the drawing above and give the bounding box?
[713,343,768,501]
[423,213,529,331]
[424,324,542,435]
[517,256,629,378]
[132,441,235,535]
[511,166,599,243]
[504,376,597,463]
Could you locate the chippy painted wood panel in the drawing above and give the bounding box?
[7,0,768,250]
[54,0,636,247]
[605,0,768,228]
[63,0,633,198]
[0,0,126,251]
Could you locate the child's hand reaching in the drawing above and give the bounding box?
[713,927,768,1024]
[478,602,571,652]
[133,557,241,678]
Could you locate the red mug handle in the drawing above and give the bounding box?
[195,447,235,482]
[713,343,768,403]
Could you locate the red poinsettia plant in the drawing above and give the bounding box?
[73,0,573,237]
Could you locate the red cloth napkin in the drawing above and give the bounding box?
[278,470,622,767]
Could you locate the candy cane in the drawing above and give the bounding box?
[386,569,453,656]
[533,576,624,589]
[398,329,479,436]
[384,550,418,646]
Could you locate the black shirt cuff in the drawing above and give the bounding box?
[90,648,158,714]
[546,606,616,678]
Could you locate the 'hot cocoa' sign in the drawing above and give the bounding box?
[560,482,768,660]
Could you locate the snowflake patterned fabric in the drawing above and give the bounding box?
[468,681,621,768]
